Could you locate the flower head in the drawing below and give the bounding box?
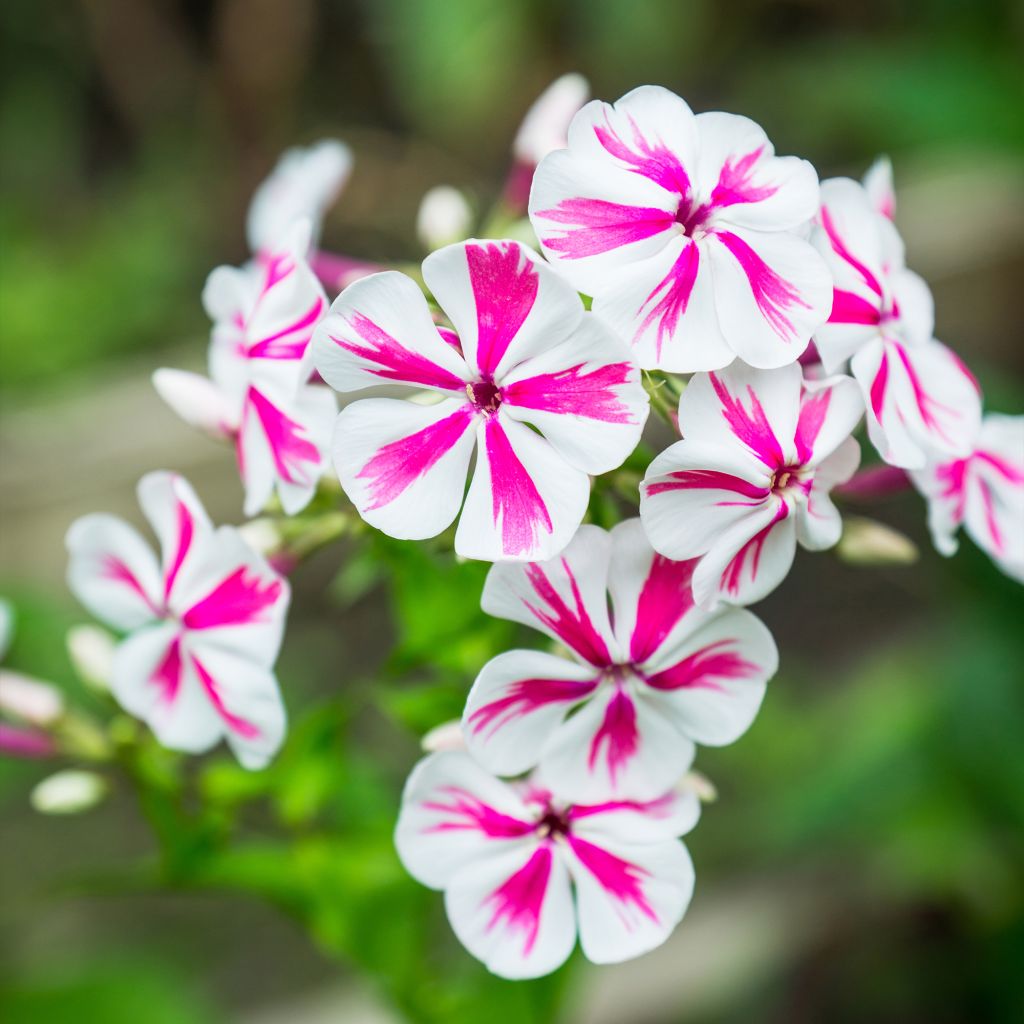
[910,414,1024,581]
[529,85,832,371]
[395,750,699,978]
[811,176,981,469]
[463,520,777,802]
[312,239,648,561]
[641,362,863,606]
[246,139,351,258]
[154,223,336,516]
[66,472,290,768]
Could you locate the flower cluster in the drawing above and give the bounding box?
[61,78,1022,982]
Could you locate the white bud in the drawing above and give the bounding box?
[837,516,918,565]
[416,186,473,251]
[0,598,12,661]
[237,518,283,558]
[677,769,717,803]
[421,719,467,754]
[0,670,64,727]
[31,769,107,815]
[513,73,589,165]
[66,625,116,692]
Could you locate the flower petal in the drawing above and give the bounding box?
[333,397,477,541]
[455,413,590,562]
[501,313,648,473]
[794,373,864,467]
[798,436,861,551]
[463,650,599,776]
[152,369,239,439]
[312,270,470,393]
[481,524,616,664]
[567,787,701,845]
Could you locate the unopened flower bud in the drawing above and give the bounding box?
[0,670,64,727]
[837,516,918,565]
[417,186,473,251]
[421,719,467,754]
[678,769,717,803]
[31,769,108,815]
[237,518,283,559]
[66,625,115,693]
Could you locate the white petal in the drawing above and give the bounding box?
[333,397,477,541]
[312,270,470,394]
[569,834,694,964]
[65,514,162,630]
[707,226,831,368]
[481,523,616,664]
[152,369,239,438]
[695,111,820,231]
[416,185,473,251]
[862,155,896,219]
[463,650,599,776]
[797,436,860,551]
[455,413,590,562]
[513,72,589,165]
[394,751,536,890]
[501,313,648,473]
[795,373,864,466]
[423,240,582,380]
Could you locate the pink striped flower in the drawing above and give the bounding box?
[641,363,863,606]
[463,520,777,802]
[910,414,1024,582]
[246,139,351,259]
[154,223,336,516]
[529,85,832,372]
[311,239,649,562]
[395,750,699,978]
[811,176,981,469]
[65,472,290,768]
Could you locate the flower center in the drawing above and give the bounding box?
[770,465,808,497]
[536,809,570,839]
[674,197,711,238]
[467,379,502,413]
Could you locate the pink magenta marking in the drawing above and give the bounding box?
[246,387,321,485]
[892,343,958,444]
[819,205,883,297]
[715,231,809,342]
[709,146,777,209]
[721,502,789,596]
[190,653,260,739]
[630,554,697,664]
[710,373,785,468]
[422,786,535,838]
[645,469,770,503]
[588,687,639,784]
[829,288,881,326]
[484,844,553,955]
[567,792,678,823]
[978,478,1004,553]
[0,723,56,759]
[794,388,832,465]
[468,675,598,736]
[164,499,194,601]
[976,450,1024,484]
[259,250,295,291]
[101,556,159,614]
[336,312,466,391]
[247,297,326,360]
[636,240,699,359]
[357,405,473,510]
[151,635,183,704]
[594,113,691,196]
[523,559,611,666]
[503,361,635,423]
[645,639,759,691]
[484,418,553,558]
[538,198,673,259]
[436,326,462,353]
[568,835,658,924]
[183,566,282,630]
[870,347,890,422]
[466,242,539,375]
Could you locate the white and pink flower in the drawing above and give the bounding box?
[463,520,777,802]
[246,139,352,259]
[311,239,649,562]
[395,750,699,978]
[811,176,981,469]
[910,414,1024,582]
[65,472,290,768]
[641,362,863,606]
[154,223,336,516]
[529,85,832,371]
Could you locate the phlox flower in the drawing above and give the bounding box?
[529,85,832,371]
[154,222,336,516]
[311,239,649,562]
[65,472,290,768]
[811,176,981,469]
[246,139,351,259]
[641,362,863,606]
[394,750,699,978]
[910,414,1024,582]
[463,519,777,802]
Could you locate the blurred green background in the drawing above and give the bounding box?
[1,1,1023,1022]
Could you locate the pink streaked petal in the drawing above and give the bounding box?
[247,293,326,360]
[137,472,212,598]
[521,559,609,666]
[829,288,881,326]
[644,639,757,691]
[819,203,884,298]
[244,386,322,487]
[536,197,673,260]
[190,652,260,740]
[569,835,657,923]
[420,785,535,839]
[588,686,639,785]
[567,788,701,844]
[503,359,636,423]
[796,374,864,467]
[634,239,700,362]
[709,370,787,468]
[628,554,699,665]
[183,566,284,631]
[467,674,598,742]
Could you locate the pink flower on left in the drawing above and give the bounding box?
[66,472,290,768]
[312,239,649,561]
